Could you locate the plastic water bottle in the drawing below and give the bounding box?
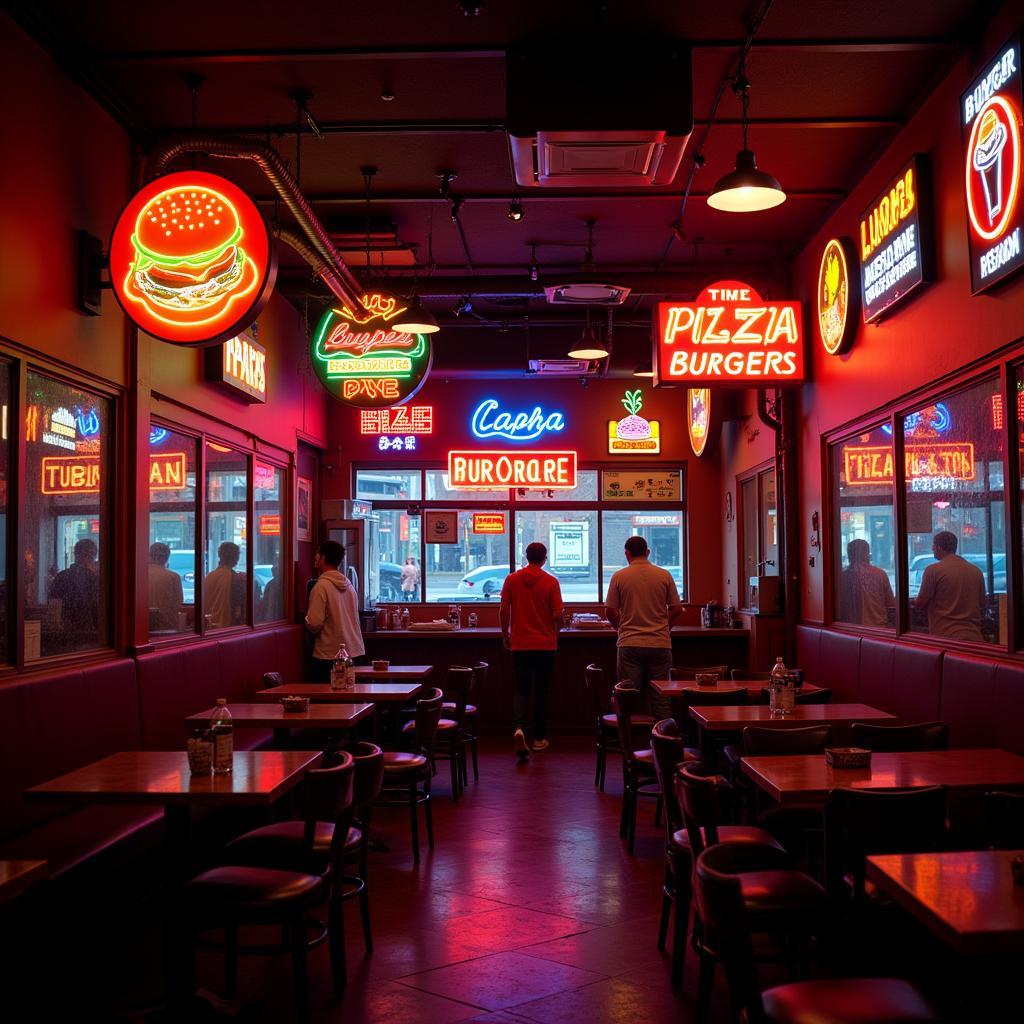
[331,644,353,690]
[769,657,793,714]
[211,698,233,773]
[401,607,411,630]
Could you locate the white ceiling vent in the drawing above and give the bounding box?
[528,358,595,376]
[544,282,632,305]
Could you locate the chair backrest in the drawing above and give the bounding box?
[742,724,833,757]
[695,843,790,1024]
[650,718,687,838]
[676,761,733,858]
[263,671,282,689]
[824,786,948,901]
[613,681,646,760]
[683,687,748,707]
[412,687,445,754]
[443,665,475,724]
[732,669,772,681]
[470,661,489,703]
[350,741,385,812]
[585,663,609,720]
[985,790,1024,849]
[671,664,729,680]
[299,751,355,868]
[849,721,950,752]
[795,687,832,704]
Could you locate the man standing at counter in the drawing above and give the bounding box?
[606,536,683,716]
[306,540,364,680]
[501,542,563,759]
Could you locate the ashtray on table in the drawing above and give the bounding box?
[825,746,871,769]
[280,696,310,713]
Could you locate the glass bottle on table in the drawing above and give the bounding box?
[211,699,233,773]
[769,656,793,715]
[332,644,355,690]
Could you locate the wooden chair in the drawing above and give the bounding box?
[174,753,356,1019]
[676,685,748,749]
[671,664,730,680]
[695,844,941,1024]
[613,681,662,853]
[849,721,949,752]
[586,663,653,790]
[425,666,474,801]
[444,660,486,784]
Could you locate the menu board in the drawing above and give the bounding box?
[962,30,1024,293]
[602,470,682,501]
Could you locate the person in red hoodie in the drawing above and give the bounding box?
[500,541,564,758]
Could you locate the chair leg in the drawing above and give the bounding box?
[449,749,461,802]
[425,784,435,850]
[696,951,716,1024]
[470,735,479,781]
[654,794,663,828]
[291,917,311,1024]
[223,922,239,998]
[657,880,671,951]
[627,786,638,854]
[328,894,347,996]
[358,881,373,953]
[671,879,690,989]
[409,781,420,863]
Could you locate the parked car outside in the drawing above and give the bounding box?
[378,561,403,601]
[456,565,510,600]
[166,549,196,605]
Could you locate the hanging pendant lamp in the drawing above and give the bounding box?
[393,294,440,334]
[568,325,609,360]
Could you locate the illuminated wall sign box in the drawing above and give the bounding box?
[654,281,803,386]
[687,388,720,458]
[311,292,432,407]
[963,31,1024,293]
[42,452,187,495]
[817,237,859,354]
[259,514,281,536]
[109,170,276,347]
[359,406,434,435]
[205,333,267,402]
[473,513,506,534]
[448,451,577,490]
[603,471,682,501]
[858,154,934,322]
[608,390,660,453]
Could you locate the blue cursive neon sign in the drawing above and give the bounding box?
[470,398,566,442]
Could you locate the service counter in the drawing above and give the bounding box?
[363,626,750,732]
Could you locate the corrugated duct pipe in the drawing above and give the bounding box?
[148,134,368,317]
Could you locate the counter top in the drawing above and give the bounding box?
[367,626,748,639]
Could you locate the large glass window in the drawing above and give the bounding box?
[601,510,686,600]
[148,425,196,637]
[832,425,896,629]
[516,470,600,501]
[24,372,111,658]
[204,443,249,629]
[373,508,421,602]
[905,380,1005,644]
[254,461,285,623]
[515,510,599,602]
[425,510,509,603]
[355,470,421,501]
[425,470,506,502]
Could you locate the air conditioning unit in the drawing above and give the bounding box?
[544,282,631,305]
[528,358,596,375]
[507,36,692,188]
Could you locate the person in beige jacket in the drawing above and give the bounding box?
[305,540,365,680]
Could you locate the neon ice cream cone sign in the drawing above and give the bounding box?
[966,97,1020,240]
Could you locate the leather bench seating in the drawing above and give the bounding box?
[795,624,1024,756]
[0,625,306,880]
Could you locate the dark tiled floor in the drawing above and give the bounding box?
[180,734,713,1022]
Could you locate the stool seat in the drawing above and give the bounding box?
[761,977,940,1023]
[382,751,428,771]
[671,824,782,856]
[182,865,325,914]
[443,702,477,716]
[225,821,362,865]
[602,712,655,729]
[403,718,457,733]
[633,747,656,766]
[736,869,833,927]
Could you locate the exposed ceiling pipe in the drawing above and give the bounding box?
[148,134,368,316]
[273,225,360,311]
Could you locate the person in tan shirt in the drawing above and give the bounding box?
[839,539,894,627]
[148,542,183,631]
[913,531,985,642]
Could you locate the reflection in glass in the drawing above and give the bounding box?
[148,425,196,636]
[425,510,509,603]
[205,443,249,629]
[515,511,599,603]
[255,462,285,623]
[904,380,1004,644]
[600,510,685,601]
[372,508,420,603]
[355,470,421,500]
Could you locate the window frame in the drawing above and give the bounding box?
[736,459,778,612]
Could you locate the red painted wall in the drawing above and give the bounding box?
[323,377,726,603]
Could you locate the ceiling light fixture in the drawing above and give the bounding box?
[393,295,440,334]
[707,60,786,213]
[507,198,524,222]
[568,325,609,361]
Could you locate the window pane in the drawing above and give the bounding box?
[355,470,421,500]
[0,364,9,661]
[514,510,598,602]
[601,469,683,501]
[425,470,507,502]
[148,426,196,637]
[760,469,779,577]
[425,511,509,603]
[832,425,896,629]
[904,381,1005,644]
[254,462,285,623]
[25,373,111,658]
[204,443,249,629]
[516,471,599,501]
[740,475,759,609]
[601,510,685,600]
[373,508,421,602]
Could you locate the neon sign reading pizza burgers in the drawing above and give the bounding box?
[109,171,276,346]
[311,291,432,407]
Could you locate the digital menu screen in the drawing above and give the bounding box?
[962,31,1024,293]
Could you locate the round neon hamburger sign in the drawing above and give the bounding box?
[109,171,276,346]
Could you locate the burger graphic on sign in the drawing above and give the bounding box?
[109,171,275,346]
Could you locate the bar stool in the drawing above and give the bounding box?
[613,681,661,853]
[443,660,486,784]
[586,663,654,790]
[423,666,474,801]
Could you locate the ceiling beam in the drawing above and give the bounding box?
[253,189,846,204]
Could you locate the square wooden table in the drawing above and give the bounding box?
[866,850,1024,955]
[259,682,425,704]
[354,665,433,680]
[186,702,375,730]
[689,703,895,732]
[652,678,824,701]
[0,860,48,904]
[740,748,1024,805]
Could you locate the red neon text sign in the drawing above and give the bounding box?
[42,453,189,495]
[655,281,803,385]
[359,406,434,434]
[447,451,577,490]
[110,171,276,347]
[472,513,506,534]
[149,453,189,491]
[843,443,976,486]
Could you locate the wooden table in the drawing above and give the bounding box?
[690,703,894,731]
[186,702,375,730]
[0,860,47,904]
[353,664,433,680]
[26,750,323,873]
[652,678,823,701]
[866,850,1024,955]
[741,748,1024,805]
[259,682,425,704]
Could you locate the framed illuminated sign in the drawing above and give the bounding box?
[311,291,432,407]
[963,31,1024,293]
[205,333,267,402]
[470,399,565,442]
[816,237,859,354]
[472,513,506,534]
[843,443,976,486]
[42,452,187,495]
[359,407,433,434]
[654,281,803,385]
[259,514,281,536]
[858,155,933,322]
[425,510,458,544]
[149,452,189,491]
[602,471,682,501]
[687,388,720,458]
[109,171,276,347]
[447,451,577,490]
[608,390,660,453]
